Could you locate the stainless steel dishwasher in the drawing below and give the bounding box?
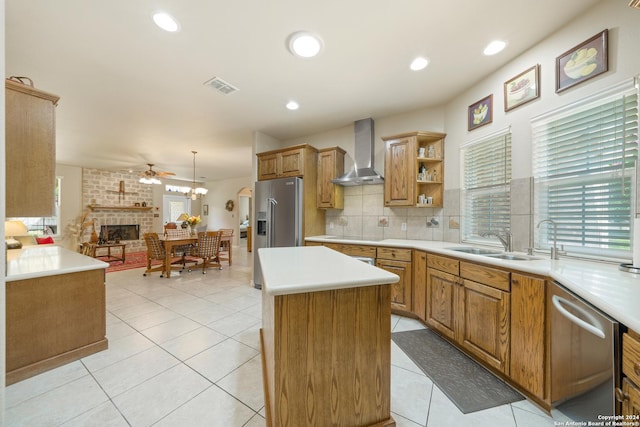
[549,281,620,420]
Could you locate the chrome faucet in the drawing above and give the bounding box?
[537,219,560,260]
[480,230,513,252]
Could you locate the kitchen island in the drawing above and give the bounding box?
[258,246,399,427]
[6,245,109,384]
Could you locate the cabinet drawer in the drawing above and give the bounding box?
[377,247,412,262]
[460,262,510,292]
[623,332,640,386]
[341,244,376,258]
[427,254,459,275]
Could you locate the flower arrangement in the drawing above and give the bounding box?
[183,215,201,227]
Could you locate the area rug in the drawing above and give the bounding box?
[392,328,523,414]
[105,251,159,273]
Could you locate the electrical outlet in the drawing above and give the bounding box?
[329,222,334,229]
[401,222,407,231]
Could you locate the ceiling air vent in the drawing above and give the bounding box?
[630,0,640,9]
[203,76,239,95]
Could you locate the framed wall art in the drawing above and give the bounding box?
[556,29,608,93]
[468,94,493,131]
[203,204,209,216]
[504,65,540,111]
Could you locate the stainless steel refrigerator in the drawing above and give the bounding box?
[253,177,303,289]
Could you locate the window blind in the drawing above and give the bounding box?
[532,84,638,257]
[462,131,512,243]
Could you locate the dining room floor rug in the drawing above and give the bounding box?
[105,251,160,273]
[392,328,524,414]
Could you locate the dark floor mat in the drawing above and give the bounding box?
[392,328,524,414]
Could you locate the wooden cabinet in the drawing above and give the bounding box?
[317,147,346,209]
[412,250,427,321]
[5,79,60,217]
[426,254,511,374]
[257,144,315,180]
[510,273,547,401]
[376,247,412,311]
[620,331,640,417]
[382,131,446,208]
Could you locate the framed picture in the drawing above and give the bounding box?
[556,29,608,93]
[203,204,209,216]
[504,65,540,111]
[468,94,493,131]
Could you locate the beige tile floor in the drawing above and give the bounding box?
[5,242,563,426]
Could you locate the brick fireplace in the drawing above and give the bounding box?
[82,168,155,252]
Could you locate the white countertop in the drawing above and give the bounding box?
[6,245,109,282]
[258,246,399,296]
[306,236,640,332]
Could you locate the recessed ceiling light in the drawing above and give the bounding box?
[153,12,180,32]
[287,31,323,58]
[483,40,506,56]
[410,57,429,71]
[286,101,300,110]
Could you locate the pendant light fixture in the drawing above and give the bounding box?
[186,151,208,200]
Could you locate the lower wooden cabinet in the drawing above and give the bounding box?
[460,278,510,373]
[622,377,640,417]
[510,273,546,400]
[377,258,412,311]
[412,251,427,321]
[426,267,458,341]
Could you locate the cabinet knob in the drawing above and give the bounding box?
[615,387,629,403]
[635,363,640,377]
[512,279,519,285]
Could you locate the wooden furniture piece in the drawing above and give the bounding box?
[5,78,60,217]
[259,246,398,427]
[376,247,413,312]
[87,204,153,212]
[619,330,640,416]
[382,131,446,207]
[164,222,178,234]
[94,243,126,263]
[247,225,252,252]
[165,228,198,269]
[426,254,511,374]
[316,146,346,209]
[191,231,222,273]
[256,144,326,239]
[81,242,97,257]
[6,268,107,385]
[218,228,234,266]
[143,233,188,278]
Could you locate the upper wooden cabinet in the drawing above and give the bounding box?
[382,131,446,208]
[317,147,345,209]
[257,144,317,181]
[5,79,60,217]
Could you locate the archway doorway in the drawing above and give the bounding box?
[237,187,252,251]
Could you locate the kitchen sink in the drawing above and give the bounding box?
[446,247,502,255]
[485,253,542,261]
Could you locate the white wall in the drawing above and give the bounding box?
[202,175,253,244]
[55,164,83,250]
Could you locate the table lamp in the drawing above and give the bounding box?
[5,220,28,249]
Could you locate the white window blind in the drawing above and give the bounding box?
[462,131,512,243]
[532,82,638,258]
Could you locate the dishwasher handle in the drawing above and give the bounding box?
[551,295,606,339]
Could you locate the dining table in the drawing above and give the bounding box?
[160,232,232,278]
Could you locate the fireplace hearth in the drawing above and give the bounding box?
[100,225,139,243]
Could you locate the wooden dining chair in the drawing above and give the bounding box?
[218,228,234,266]
[81,242,96,257]
[165,228,198,269]
[142,232,183,277]
[190,231,222,274]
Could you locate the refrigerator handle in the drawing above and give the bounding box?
[266,197,277,247]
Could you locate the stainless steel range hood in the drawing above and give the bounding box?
[331,118,384,186]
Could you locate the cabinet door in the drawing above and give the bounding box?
[510,274,546,399]
[426,268,459,341]
[317,149,344,209]
[257,153,278,180]
[622,377,640,417]
[384,136,416,207]
[460,279,510,373]
[279,148,305,177]
[6,81,59,217]
[413,251,427,321]
[376,259,411,311]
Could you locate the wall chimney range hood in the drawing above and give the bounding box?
[332,118,384,186]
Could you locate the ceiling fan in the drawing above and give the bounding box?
[139,164,174,184]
